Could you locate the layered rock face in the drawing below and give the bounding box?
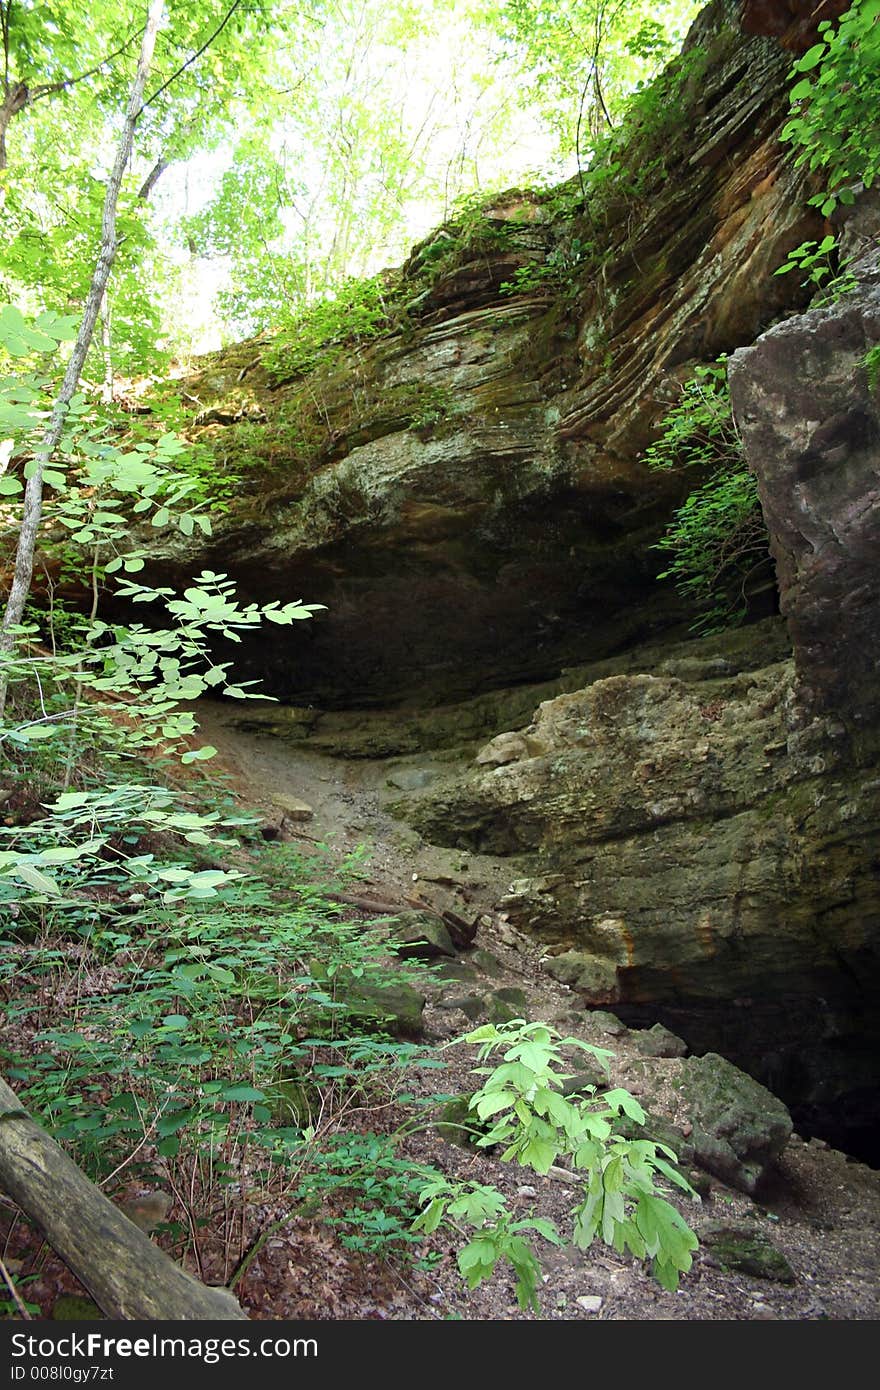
[388,250,880,1153]
[142,0,820,708]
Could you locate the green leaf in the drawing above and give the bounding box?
[412,1196,446,1235]
[220,1085,266,1102]
[188,869,234,888]
[14,864,62,895]
[51,792,91,810]
[473,1090,517,1118]
[157,1112,192,1138]
[38,846,92,864]
[789,78,814,100]
[604,1088,646,1123]
[519,1133,557,1174]
[796,42,827,71]
[206,964,236,985]
[180,745,218,764]
[519,1216,562,1245]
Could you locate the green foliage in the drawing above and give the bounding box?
[0,0,298,368]
[181,133,294,335]
[0,570,324,771]
[0,304,325,781]
[500,233,592,297]
[415,1175,560,1313]
[0,783,250,904]
[0,301,214,583]
[0,1269,40,1320]
[294,1132,433,1258]
[482,0,701,162]
[0,289,432,1268]
[0,846,430,1179]
[774,235,857,304]
[644,361,772,633]
[864,343,880,392]
[262,277,393,384]
[780,0,880,216]
[387,381,454,433]
[643,362,735,474]
[415,1021,698,1308]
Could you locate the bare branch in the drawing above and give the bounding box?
[2,1,11,93]
[137,154,168,199]
[140,0,247,113]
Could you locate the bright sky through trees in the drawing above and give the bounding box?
[1,0,700,362]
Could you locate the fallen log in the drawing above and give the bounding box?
[329,890,478,946]
[0,1076,247,1320]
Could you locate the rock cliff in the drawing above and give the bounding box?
[141,0,822,708]
[129,1,880,1158]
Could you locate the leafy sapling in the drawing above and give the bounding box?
[415,1021,699,1309]
[774,236,857,304]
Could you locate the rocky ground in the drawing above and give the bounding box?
[182,698,880,1322]
[7,689,876,1324]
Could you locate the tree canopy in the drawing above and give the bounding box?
[1,0,700,369]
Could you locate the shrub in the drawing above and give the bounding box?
[644,361,773,633]
[780,0,880,217]
[415,1021,699,1312]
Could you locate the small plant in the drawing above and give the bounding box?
[415,1176,559,1312]
[780,0,880,218]
[644,360,773,633]
[414,1021,699,1311]
[863,344,880,392]
[294,1132,432,1259]
[262,277,393,385]
[774,235,857,304]
[500,236,591,297]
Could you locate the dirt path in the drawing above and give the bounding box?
[195,699,514,921]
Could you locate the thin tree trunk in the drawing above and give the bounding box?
[0,0,165,712]
[0,1077,248,1320]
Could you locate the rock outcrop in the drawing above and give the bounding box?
[386,618,880,1154]
[137,0,822,708]
[728,252,880,727]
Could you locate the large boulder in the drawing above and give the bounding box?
[679,1053,793,1195]
[728,256,880,728]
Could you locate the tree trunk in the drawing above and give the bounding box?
[0,1077,247,1320]
[0,0,164,707]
